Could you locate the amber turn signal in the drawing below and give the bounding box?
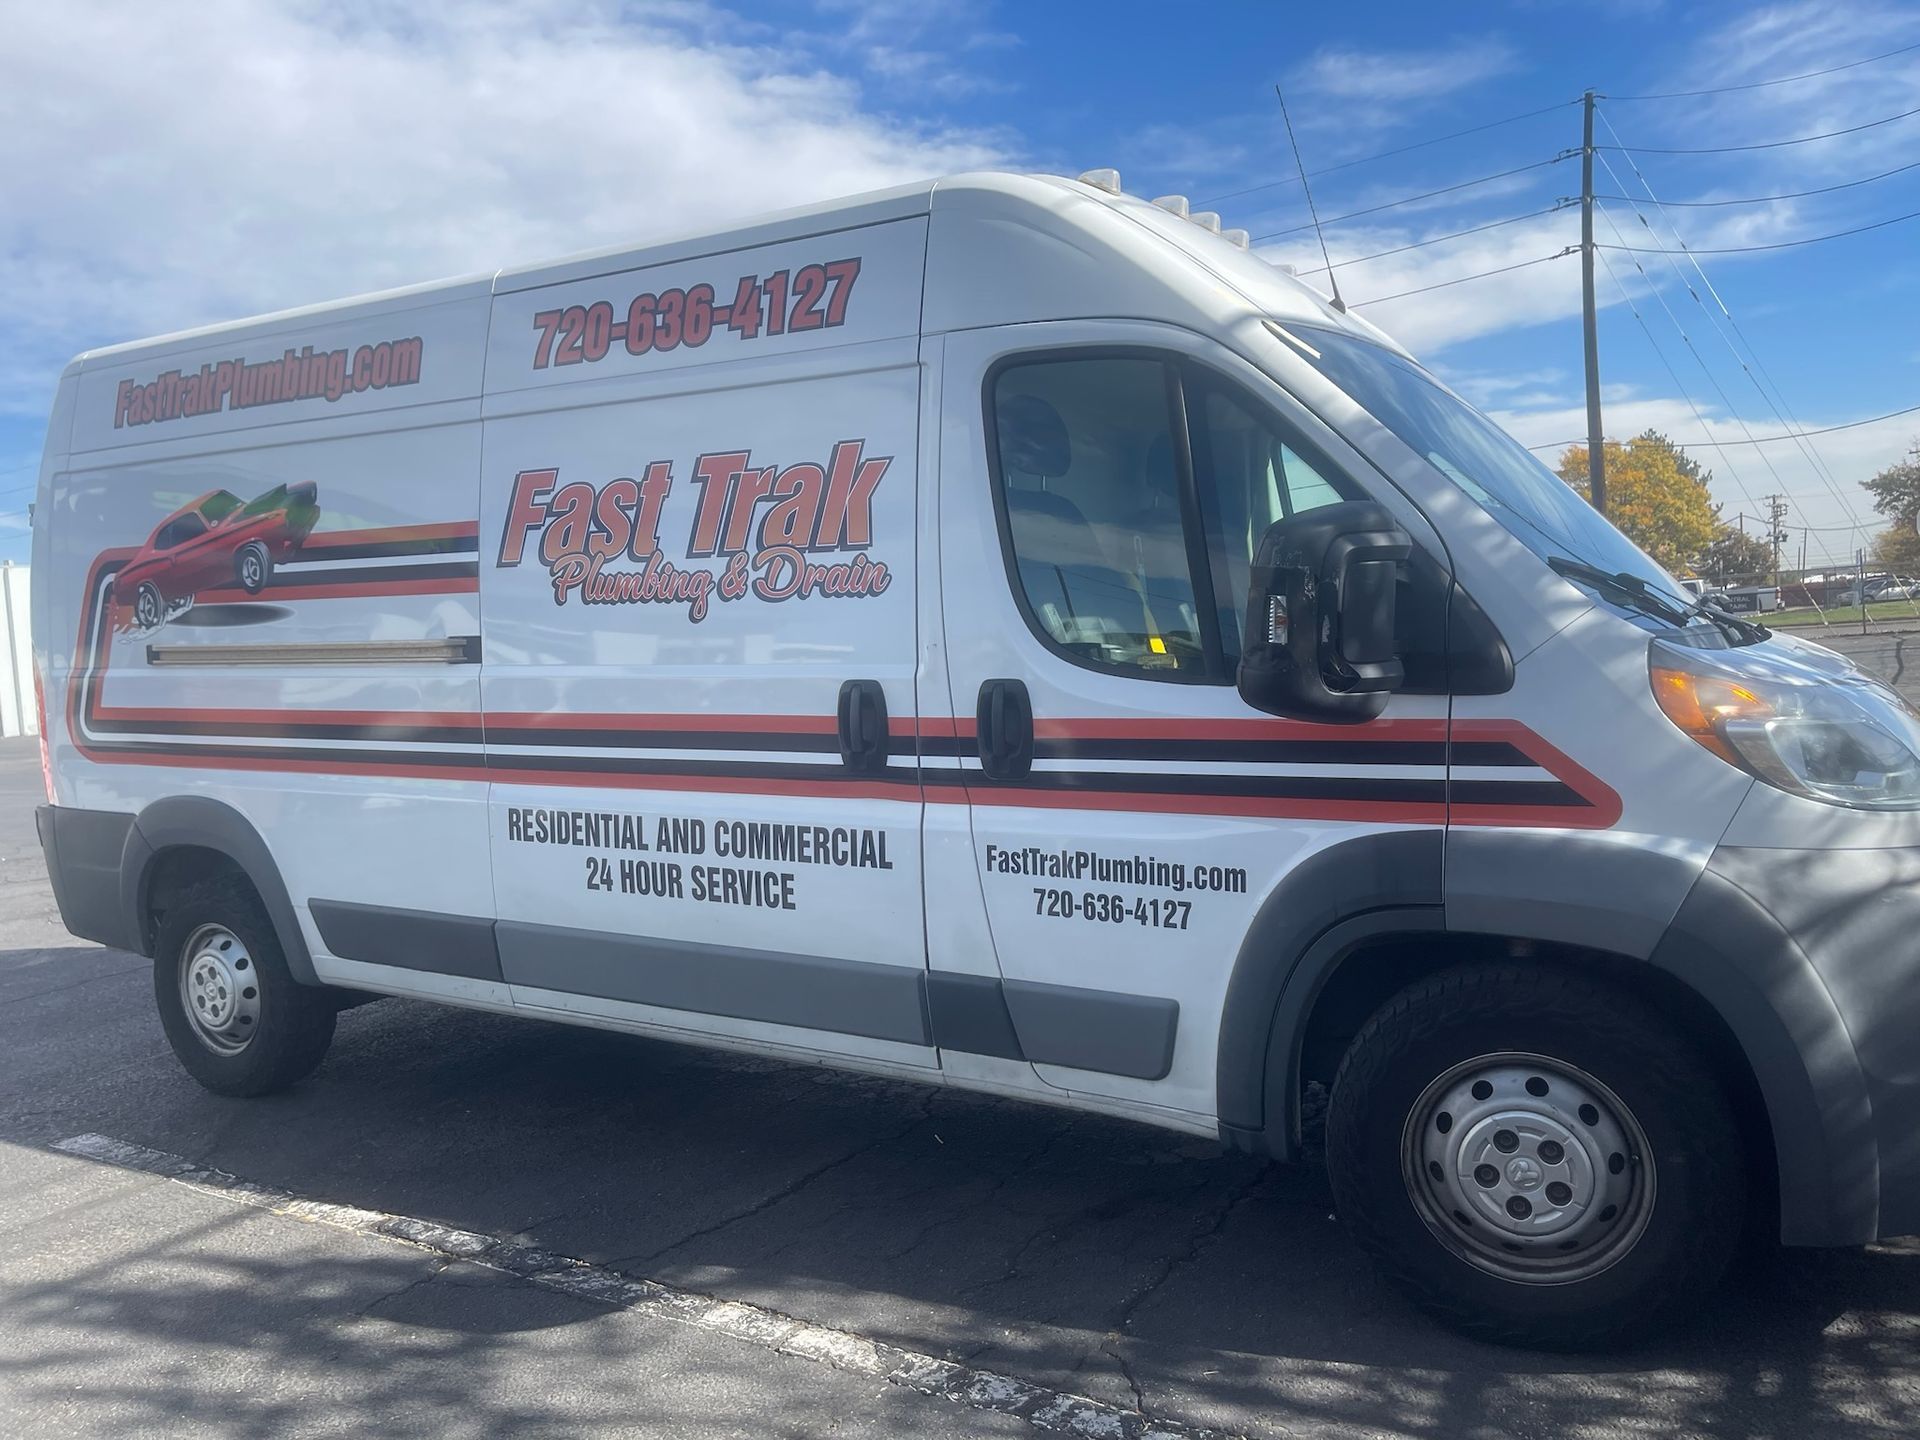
[1649,666,1773,767]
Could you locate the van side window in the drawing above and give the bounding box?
[990,358,1206,676]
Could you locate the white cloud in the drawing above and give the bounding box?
[1615,2,1920,179]
[0,0,1005,422]
[812,0,1020,99]
[1292,37,1520,106]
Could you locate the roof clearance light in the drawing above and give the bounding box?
[1222,228,1251,249]
[1152,195,1191,218]
[1077,168,1123,194]
[1190,211,1223,234]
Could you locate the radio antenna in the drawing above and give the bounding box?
[1274,82,1346,312]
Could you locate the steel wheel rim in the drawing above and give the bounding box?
[178,924,262,1056]
[240,548,263,589]
[135,586,162,629]
[1400,1050,1657,1285]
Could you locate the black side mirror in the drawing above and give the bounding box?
[1237,501,1411,723]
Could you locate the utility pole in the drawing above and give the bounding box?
[1764,493,1789,587]
[1581,90,1606,515]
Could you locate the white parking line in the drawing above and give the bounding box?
[52,1133,1228,1440]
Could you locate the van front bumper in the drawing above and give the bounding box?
[1654,843,1920,1244]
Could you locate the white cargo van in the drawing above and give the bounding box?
[31,170,1920,1349]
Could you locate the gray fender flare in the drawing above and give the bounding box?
[1218,827,1875,1244]
[120,795,321,987]
[1452,829,1876,1244]
[1214,829,1443,1152]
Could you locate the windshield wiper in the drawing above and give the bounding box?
[1548,556,1693,625]
[1546,556,1769,644]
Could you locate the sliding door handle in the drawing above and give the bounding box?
[837,679,891,774]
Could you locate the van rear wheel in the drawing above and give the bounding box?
[152,877,336,1097]
[1326,963,1744,1350]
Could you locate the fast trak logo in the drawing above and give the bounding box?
[497,441,893,621]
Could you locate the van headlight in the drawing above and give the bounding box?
[1650,638,1920,809]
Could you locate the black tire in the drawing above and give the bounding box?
[236,541,271,594]
[1326,963,1745,1350]
[151,876,336,1097]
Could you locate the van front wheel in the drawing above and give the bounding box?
[1326,964,1745,1350]
[152,877,336,1097]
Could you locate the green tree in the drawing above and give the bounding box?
[1863,441,1920,574]
[1558,430,1718,573]
[1698,524,1773,585]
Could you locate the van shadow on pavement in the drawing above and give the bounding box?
[3,946,1916,1440]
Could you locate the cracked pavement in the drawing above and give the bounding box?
[4,735,1920,1438]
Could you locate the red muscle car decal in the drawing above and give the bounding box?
[114,482,320,630]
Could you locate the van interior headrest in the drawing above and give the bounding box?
[997,393,1071,478]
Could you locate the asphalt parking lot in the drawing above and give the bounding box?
[4,700,1919,1437]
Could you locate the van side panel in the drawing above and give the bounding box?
[48,287,496,992]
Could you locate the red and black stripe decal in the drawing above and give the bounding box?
[66,539,1620,828]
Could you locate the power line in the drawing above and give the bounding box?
[1589,157,1920,208]
[1585,240,1803,563]
[1592,189,1852,545]
[1251,155,1570,241]
[1198,98,1580,206]
[1599,208,1920,255]
[1606,39,1920,100]
[1595,107,1868,528]
[1350,249,1574,308]
[1600,102,1920,155]
[1289,203,1571,277]
[1521,400,1920,453]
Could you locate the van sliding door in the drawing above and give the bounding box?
[477,219,936,1069]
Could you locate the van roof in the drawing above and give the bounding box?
[64,170,1395,373]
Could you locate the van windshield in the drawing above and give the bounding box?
[1286,324,1687,608]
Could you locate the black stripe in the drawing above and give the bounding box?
[1450,779,1588,808]
[87,717,482,744]
[924,735,1534,767]
[488,727,846,754]
[488,752,915,785]
[977,770,1450,803]
[77,738,488,769]
[1035,737,1454,765]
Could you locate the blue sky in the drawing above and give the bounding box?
[3,0,1917,572]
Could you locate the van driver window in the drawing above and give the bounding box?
[991,358,1205,675]
[1193,385,1353,656]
